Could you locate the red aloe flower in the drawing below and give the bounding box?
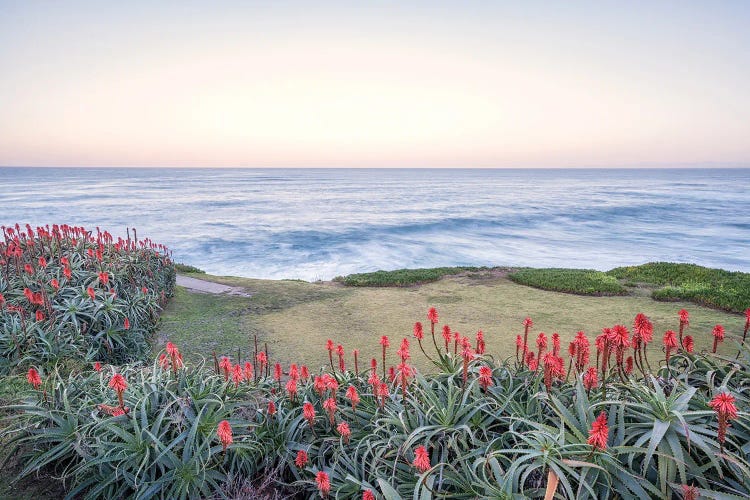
[219,356,232,381]
[442,325,451,351]
[380,335,390,378]
[289,363,299,381]
[35,310,44,322]
[709,392,738,448]
[683,335,694,353]
[536,332,547,352]
[326,339,335,370]
[303,402,316,427]
[634,313,653,344]
[337,421,351,443]
[335,344,345,372]
[515,334,523,363]
[50,278,59,290]
[363,490,375,500]
[377,382,389,408]
[286,378,298,400]
[663,330,678,364]
[232,364,244,386]
[583,367,598,392]
[397,338,410,361]
[274,363,282,381]
[26,367,42,389]
[87,287,96,300]
[295,449,308,468]
[476,330,485,355]
[316,471,331,498]
[625,356,633,375]
[267,400,277,415]
[323,397,337,425]
[712,324,725,354]
[345,385,360,410]
[38,257,47,268]
[109,373,128,408]
[427,307,438,324]
[478,365,493,391]
[681,484,698,500]
[413,321,424,340]
[587,411,609,450]
[94,361,102,372]
[300,365,310,381]
[98,271,109,286]
[217,420,233,453]
[413,445,431,472]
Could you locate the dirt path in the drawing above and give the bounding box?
[176,275,252,296]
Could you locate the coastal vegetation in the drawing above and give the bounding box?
[0,224,175,375]
[2,241,749,499]
[333,266,484,287]
[4,307,750,498]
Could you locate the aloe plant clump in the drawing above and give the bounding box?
[0,223,175,374]
[5,306,750,499]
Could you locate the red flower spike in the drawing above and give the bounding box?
[583,367,598,391]
[427,307,438,324]
[337,421,351,443]
[26,367,42,389]
[316,471,331,498]
[478,365,493,390]
[587,412,609,450]
[217,420,233,452]
[712,324,725,353]
[413,321,424,340]
[303,402,316,427]
[683,335,694,353]
[413,445,431,472]
[363,490,375,500]
[295,449,308,468]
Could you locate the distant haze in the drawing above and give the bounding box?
[1,1,749,168]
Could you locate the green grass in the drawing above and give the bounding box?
[508,268,628,296]
[333,266,485,287]
[160,270,742,376]
[607,262,750,313]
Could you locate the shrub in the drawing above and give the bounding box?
[509,268,627,296]
[175,263,205,274]
[0,224,175,374]
[334,267,483,287]
[608,262,750,312]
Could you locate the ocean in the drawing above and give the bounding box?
[1,167,748,281]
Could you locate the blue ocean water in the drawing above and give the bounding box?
[1,167,748,281]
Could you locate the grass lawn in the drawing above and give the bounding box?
[158,268,745,375]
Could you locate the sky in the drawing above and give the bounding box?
[1,1,749,168]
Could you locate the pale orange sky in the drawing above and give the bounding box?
[1,1,749,168]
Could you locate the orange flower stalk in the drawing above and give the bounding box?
[217,420,233,453]
[303,402,316,428]
[108,373,128,408]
